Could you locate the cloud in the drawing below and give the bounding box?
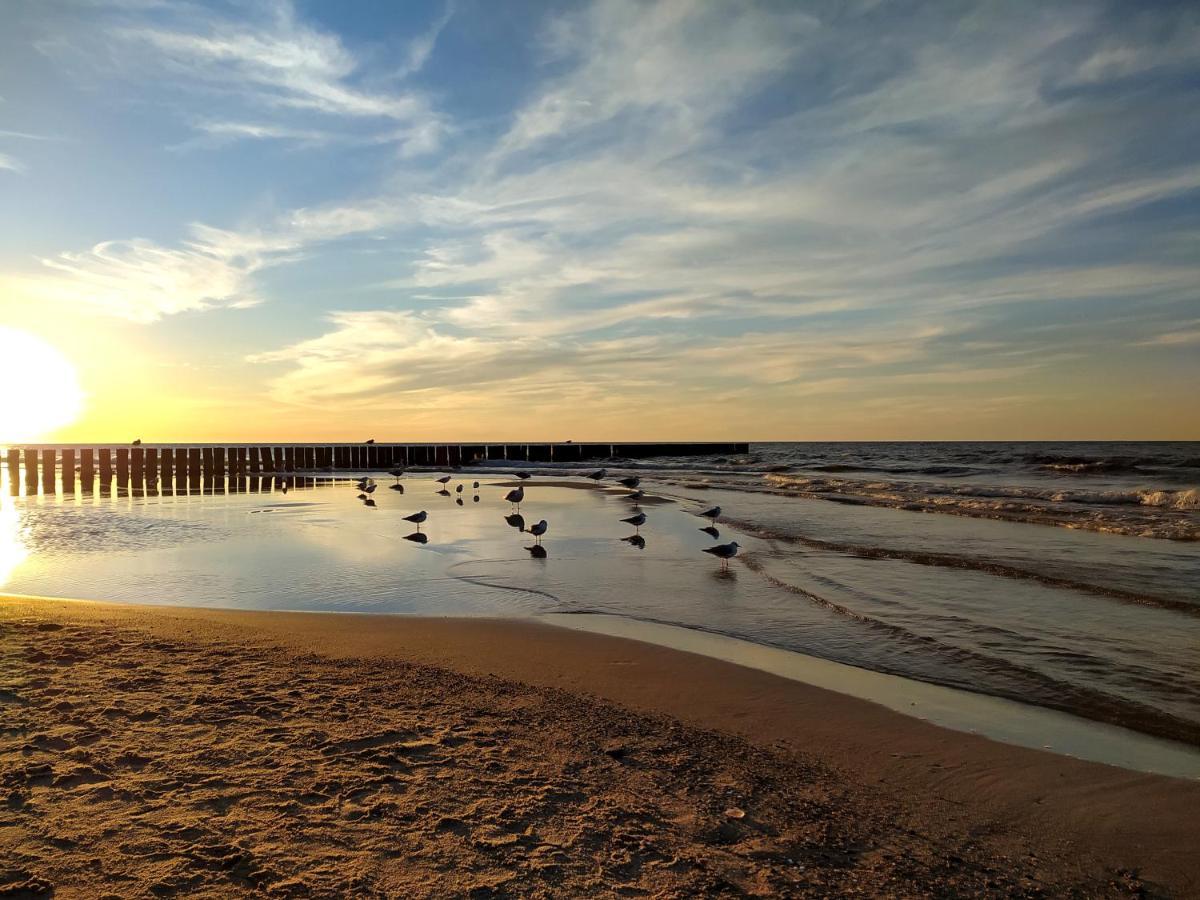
[6,200,410,322]
[0,152,23,174]
[43,0,446,151]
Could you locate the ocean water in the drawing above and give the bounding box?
[2,441,1197,753]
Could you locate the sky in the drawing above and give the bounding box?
[0,0,1198,442]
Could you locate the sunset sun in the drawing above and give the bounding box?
[0,327,84,442]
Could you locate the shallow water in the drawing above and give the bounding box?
[2,442,1198,756]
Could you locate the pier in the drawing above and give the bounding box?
[1,441,749,496]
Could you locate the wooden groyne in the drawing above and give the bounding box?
[2,441,749,495]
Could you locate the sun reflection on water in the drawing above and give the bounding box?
[0,495,30,588]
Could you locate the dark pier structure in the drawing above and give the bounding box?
[2,441,748,496]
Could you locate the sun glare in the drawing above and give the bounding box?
[0,327,84,442]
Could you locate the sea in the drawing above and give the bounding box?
[3,441,1198,758]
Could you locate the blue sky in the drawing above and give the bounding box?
[1,0,1198,440]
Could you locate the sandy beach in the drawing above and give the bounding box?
[2,596,1197,898]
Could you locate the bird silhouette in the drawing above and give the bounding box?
[403,510,429,531]
[455,483,463,493]
[617,475,640,489]
[505,485,524,508]
[515,471,532,480]
[528,519,548,544]
[586,469,606,481]
[436,475,452,487]
[703,541,740,570]
[620,511,646,534]
[698,505,721,523]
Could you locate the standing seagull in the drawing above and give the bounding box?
[617,475,640,489]
[586,469,606,482]
[698,505,721,523]
[515,471,532,480]
[624,489,645,503]
[528,519,548,545]
[388,467,406,479]
[620,511,647,534]
[505,485,525,509]
[403,510,429,531]
[455,483,464,494]
[703,541,740,571]
[435,474,452,488]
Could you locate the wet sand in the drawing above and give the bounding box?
[3,596,1198,898]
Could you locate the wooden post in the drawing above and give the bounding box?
[214,447,226,477]
[61,449,75,492]
[248,447,260,473]
[79,448,94,484]
[285,447,296,471]
[40,449,55,492]
[202,447,214,474]
[99,448,112,482]
[188,448,202,476]
[131,447,144,485]
[8,448,22,487]
[160,449,173,493]
[116,448,130,487]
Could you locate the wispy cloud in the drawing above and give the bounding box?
[0,152,23,174]
[42,0,445,151]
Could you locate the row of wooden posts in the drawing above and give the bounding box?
[3,442,749,491]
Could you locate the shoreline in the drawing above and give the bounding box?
[4,594,1200,896]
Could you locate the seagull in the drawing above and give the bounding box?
[624,489,645,503]
[698,505,721,523]
[363,482,377,494]
[403,510,429,531]
[515,471,532,480]
[586,469,606,481]
[528,519,548,544]
[472,481,480,489]
[388,468,406,479]
[455,483,463,493]
[617,475,640,489]
[703,541,740,570]
[365,438,375,444]
[436,475,452,487]
[132,438,142,446]
[505,485,524,508]
[620,511,647,534]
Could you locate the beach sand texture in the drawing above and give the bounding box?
[3,597,1198,898]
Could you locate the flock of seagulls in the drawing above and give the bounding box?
[349,465,740,569]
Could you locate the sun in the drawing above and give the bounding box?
[0,327,84,442]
